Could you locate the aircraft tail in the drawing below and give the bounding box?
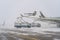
[33,11,36,16]
[40,11,45,18]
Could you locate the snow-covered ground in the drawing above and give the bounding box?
[0,23,60,40]
[0,21,60,33]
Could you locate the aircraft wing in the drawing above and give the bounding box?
[38,11,60,23]
[37,17,60,23]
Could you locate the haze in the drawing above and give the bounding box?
[0,0,60,27]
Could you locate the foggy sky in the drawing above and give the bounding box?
[0,0,60,26]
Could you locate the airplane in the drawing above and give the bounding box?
[37,11,60,27]
[14,12,41,28]
[16,11,60,27]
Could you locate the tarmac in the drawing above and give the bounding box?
[0,28,60,40]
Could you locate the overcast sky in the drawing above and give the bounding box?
[0,0,60,26]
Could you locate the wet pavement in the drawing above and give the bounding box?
[0,28,60,40]
[0,33,24,40]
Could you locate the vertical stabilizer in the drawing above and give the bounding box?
[40,11,45,18]
[33,11,36,16]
